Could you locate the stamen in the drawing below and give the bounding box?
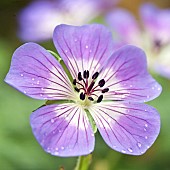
[102,88,109,93]
[80,92,85,100]
[74,87,80,92]
[98,79,105,87]
[97,95,103,103]
[87,81,95,94]
[73,79,76,85]
[92,72,99,79]
[83,70,89,79]
[78,72,83,81]
[88,97,94,101]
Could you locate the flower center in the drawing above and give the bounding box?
[73,70,109,104]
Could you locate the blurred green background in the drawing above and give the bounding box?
[1,0,170,170]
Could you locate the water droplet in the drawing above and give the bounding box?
[152,87,155,90]
[47,147,50,151]
[61,146,64,150]
[130,85,133,87]
[37,81,40,84]
[40,94,43,97]
[74,39,77,42]
[158,87,161,91]
[24,91,26,94]
[137,142,142,148]
[20,74,24,77]
[65,50,68,53]
[52,131,55,134]
[89,50,92,53]
[89,149,92,152]
[145,124,148,128]
[147,95,150,98]
[144,109,147,112]
[145,136,148,139]
[85,45,88,49]
[32,78,35,81]
[51,119,54,123]
[91,133,94,137]
[55,148,58,151]
[122,150,126,153]
[128,148,133,153]
[41,87,44,90]
[144,128,147,131]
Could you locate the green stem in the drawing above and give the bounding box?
[74,154,92,170]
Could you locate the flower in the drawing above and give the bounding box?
[5,24,161,157]
[106,3,170,79]
[18,0,118,42]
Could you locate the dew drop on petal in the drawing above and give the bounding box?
[145,136,148,139]
[89,50,92,53]
[85,45,88,49]
[37,81,40,84]
[128,148,133,153]
[145,123,148,128]
[91,133,94,137]
[24,91,26,94]
[121,150,126,153]
[51,119,54,123]
[32,78,35,81]
[61,146,64,150]
[20,74,24,77]
[144,128,147,131]
[137,142,142,148]
[74,39,77,42]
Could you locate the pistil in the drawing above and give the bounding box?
[73,70,109,103]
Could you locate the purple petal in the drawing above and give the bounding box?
[5,42,74,100]
[30,103,94,157]
[99,45,162,102]
[53,24,114,80]
[18,0,118,42]
[106,9,140,45]
[140,3,170,43]
[89,102,160,155]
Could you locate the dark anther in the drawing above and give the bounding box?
[78,72,83,81]
[87,81,95,93]
[88,97,94,101]
[73,79,76,85]
[97,95,103,103]
[83,70,89,79]
[102,88,109,93]
[92,72,99,79]
[74,87,80,92]
[98,79,105,87]
[80,92,85,100]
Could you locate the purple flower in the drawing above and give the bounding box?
[5,24,161,157]
[18,0,118,42]
[106,3,170,79]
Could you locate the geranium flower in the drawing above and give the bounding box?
[106,3,170,79]
[18,0,118,42]
[5,24,161,157]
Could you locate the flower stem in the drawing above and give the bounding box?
[74,154,92,170]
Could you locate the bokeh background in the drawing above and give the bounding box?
[1,0,170,170]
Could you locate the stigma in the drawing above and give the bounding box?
[73,70,109,103]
